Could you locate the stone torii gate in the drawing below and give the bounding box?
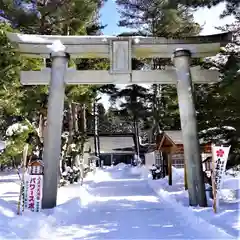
[7,32,231,209]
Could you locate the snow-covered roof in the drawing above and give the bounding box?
[164,127,236,145]
[164,131,183,145]
[85,136,135,154]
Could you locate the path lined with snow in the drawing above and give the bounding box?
[0,165,235,239]
[51,165,233,239]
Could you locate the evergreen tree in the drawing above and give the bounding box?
[0,0,105,34]
[0,22,43,164]
[117,0,200,37]
[0,0,108,178]
[196,17,240,166]
[180,0,239,18]
[116,0,201,142]
[110,84,150,156]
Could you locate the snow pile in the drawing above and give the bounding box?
[146,166,240,238]
[0,197,56,239]
[93,169,113,183]
[149,186,234,239]
[130,165,151,179]
[0,172,96,239]
[57,183,95,207]
[219,173,239,202]
[130,166,142,175]
[84,170,95,181]
[112,163,129,171]
[226,165,240,177]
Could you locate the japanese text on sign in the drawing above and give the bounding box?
[24,175,43,212]
[211,145,231,212]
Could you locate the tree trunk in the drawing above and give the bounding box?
[62,102,74,169]
[38,113,44,143]
[79,103,87,158]
[133,117,140,158]
[38,113,45,159]
[151,58,164,142]
[72,102,79,133]
[72,102,81,168]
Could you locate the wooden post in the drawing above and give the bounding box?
[184,160,188,190]
[168,153,172,185]
[211,145,217,213]
[17,144,28,215]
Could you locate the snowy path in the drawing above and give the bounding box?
[51,166,233,239]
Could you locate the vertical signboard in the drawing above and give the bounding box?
[211,144,231,213]
[24,175,43,212]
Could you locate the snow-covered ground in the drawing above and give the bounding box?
[131,165,240,238]
[0,163,239,239]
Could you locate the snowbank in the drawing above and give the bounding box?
[92,163,131,182]
[148,182,234,239]
[93,169,113,183]
[0,172,96,239]
[0,196,56,239]
[130,165,151,179]
[112,163,129,171]
[143,166,240,238]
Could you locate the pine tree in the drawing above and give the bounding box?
[0,0,105,34]
[110,84,150,156]
[0,22,43,165]
[116,0,201,141]
[0,0,107,176]
[196,17,240,166]
[117,0,200,37]
[180,0,239,18]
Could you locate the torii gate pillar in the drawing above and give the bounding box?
[42,41,68,209]
[173,49,206,206]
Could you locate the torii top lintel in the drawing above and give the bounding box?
[6,32,232,59]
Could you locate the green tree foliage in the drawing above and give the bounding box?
[179,0,239,18]
[116,0,200,37]
[109,84,150,153]
[0,0,105,34]
[195,18,240,164]
[0,23,43,164]
[0,121,34,164]
[0,0,107,173]
[116,0,201,142]
[203,18,240,96]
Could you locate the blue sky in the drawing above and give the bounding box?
[99,1,235,109]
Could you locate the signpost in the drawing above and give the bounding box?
[7,32,232,209]
[18,160,44,213]
[17,144,28,215]
[211,144,231,213]
[24,174,43,212]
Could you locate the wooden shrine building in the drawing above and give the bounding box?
[144,130,212,186]
[145,130,212,169]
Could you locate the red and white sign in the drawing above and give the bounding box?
[24,174,43,212]
[211,144,231,212]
